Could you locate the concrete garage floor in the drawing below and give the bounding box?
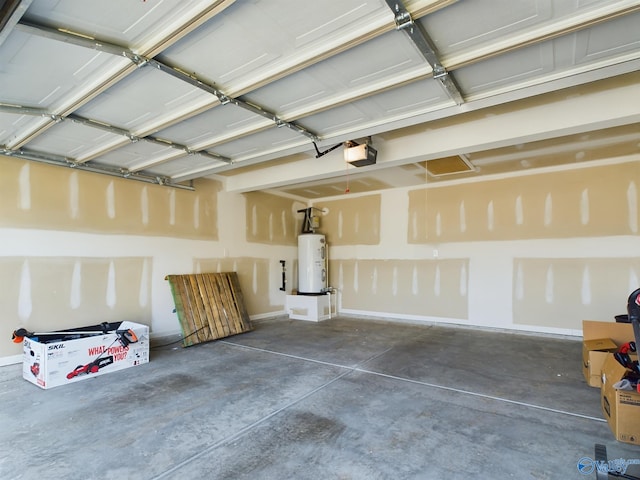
[1,317,639,480]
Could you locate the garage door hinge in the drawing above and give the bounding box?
[394,10,413,31]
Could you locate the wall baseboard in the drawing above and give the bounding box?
[0,354,22,367]
[250,311,286,321]
[337,309,582,339]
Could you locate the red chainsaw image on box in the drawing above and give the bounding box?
[67,356,114,379]
[65,328,137,379]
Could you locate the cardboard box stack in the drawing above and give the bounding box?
[601,353,640,445]
[582,320,633,387]
[582,320,639,445]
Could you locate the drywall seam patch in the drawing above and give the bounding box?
[106,181,116,219]
[18,164,30,211]
[460,200,467,233]
[70,260,81,309]
[141,187,149,226]
[516,195,524,225]
[628,181,638,233]
[372,266,378,295]
[169,189,176,226]
[281,209,287,237]
[544,192,552,227]
[252,261,258,295]
[487,200,495,232]
[252,204,258,237]
[193,196,200,230]
[580,188,590,225]
[545,264,554,304]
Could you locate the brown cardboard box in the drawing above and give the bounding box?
[601,353,640,445]
[582,320,634,387]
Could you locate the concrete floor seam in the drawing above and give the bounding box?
[150,370,353,479]
[221,340,605,424]
[354,367,606,423]
[219,340,354,370]
[151,347,393,479]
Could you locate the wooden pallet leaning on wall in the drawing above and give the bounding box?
[166,272,252,346]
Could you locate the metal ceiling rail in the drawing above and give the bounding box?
[0,146,194,190]
[0,103,50,118]
[222,0,457,97]
[146,58,319,142]
[8,2,474,173]
[3,1,233,150]
[6,0,633,185]
[17,19,320,145]
[67,114,231,164]
[0,103,231,164]
[384,0,463,106]
[11,1,464,157]
[170,136,315,182]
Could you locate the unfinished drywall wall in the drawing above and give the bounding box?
[243,191,301,246]
[315,194,381,245]
[514,258,640,330]
[193,257,283,316]
[331,259,468,318]
[408,162,638,243]
[314,160,639,334]
[1,156,295,364]
[0,256,151,358]
[0,156,220,240]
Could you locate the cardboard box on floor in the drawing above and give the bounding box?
[582,320,634,387]
[601,353,640,445]
[22,321,149,389]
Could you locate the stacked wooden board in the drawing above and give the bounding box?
[166,272,252,346]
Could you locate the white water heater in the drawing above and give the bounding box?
[298,233,326,294]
